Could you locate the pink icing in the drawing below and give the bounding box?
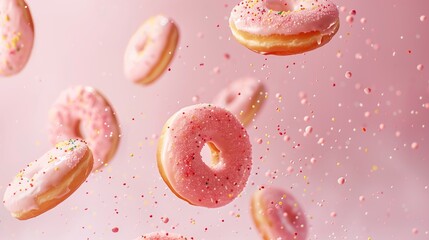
[252,187,308,240]
[158,104,252,208]
[0,0,34,76]
[49,86,120,170]
[124,15,178,84]
[134,232,191,240]
[212,77,265,125]
[230,0,339,36]
[3,139,91,215]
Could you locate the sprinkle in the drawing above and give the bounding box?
[337,177,346,185]
[364,88,372,94]
[161,217,169,223]
[355,53,363,59]
[283,135,290,142]
[417,64,424,71]
[212,67,220,73]
[345,71,352,79]
[304,126,313,136]
[192,95,200,103]
[303,116,310,122]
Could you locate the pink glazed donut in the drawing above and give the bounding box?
[0,0,34,76]
[157,104,252,208]
[3,139,93,220]
[124,15,179,85]
[49,86,120,171]
[134,232,191,240]
[229,0,340,55]
[251,187,308,240]
[212,77,266,126]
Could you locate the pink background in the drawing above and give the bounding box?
[1,0,428,239]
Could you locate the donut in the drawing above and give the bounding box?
[229,0,340,55]
[0,0,34,76]
[124,15,179,85]
[251,187,308,240]
[3,139,93,220]
[212,77,266,126]
[157,104,252,208]
[134,232,191,240]
[49,86,121,171]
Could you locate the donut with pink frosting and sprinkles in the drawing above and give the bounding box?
[157,104,252,208]
[229,0,340,55]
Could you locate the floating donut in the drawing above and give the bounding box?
[0,0,34,76]
[157,104,252,208]
[229,0,340,55]
[134,232,190,240]
[3,139,93,220]
[124,15,179,85]
[251,187,308,240]
[49,86,120,171]
[212,77,266,126]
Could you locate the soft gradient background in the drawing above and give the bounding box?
[0,0,428,239]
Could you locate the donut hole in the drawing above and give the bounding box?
[75,120,91,141]
[200,142,221,168]
[265,0,294,12]
[135,36,149,53]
